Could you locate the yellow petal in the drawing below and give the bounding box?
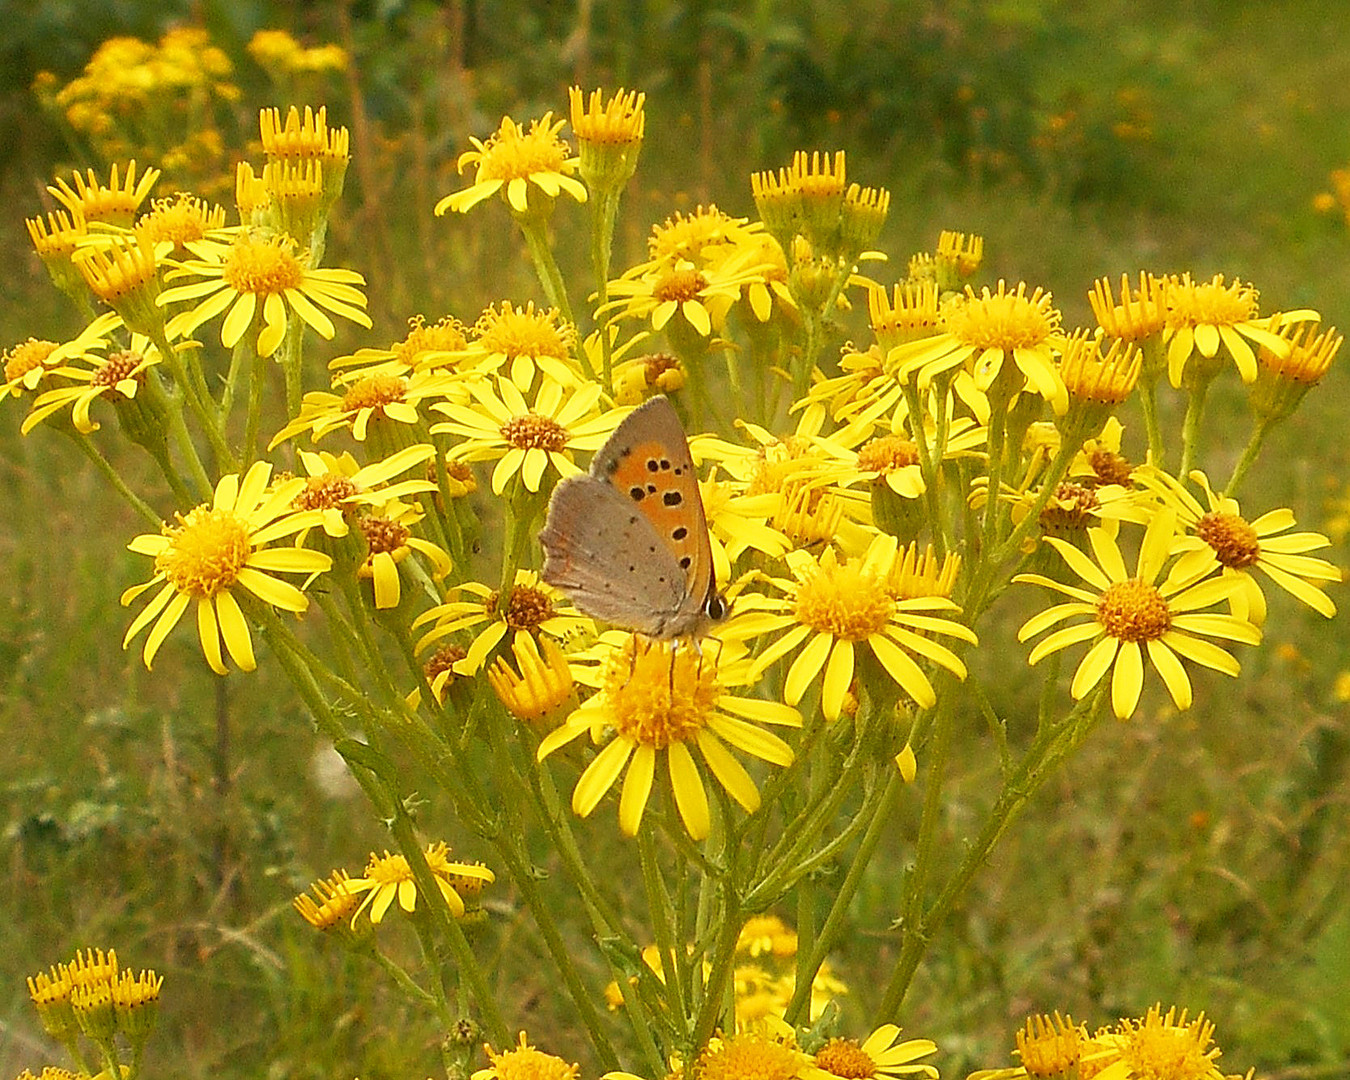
[696,731,760,813]
[667,740,709,840]
[618,744,656,836]
[1147,639,1191,711]
[197,595,227,676]
[573,737,633,817]
[1110,640,1144,719]
[216,589,256,672]
[1070,636,1118,700]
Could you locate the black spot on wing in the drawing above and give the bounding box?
[663,490,683,507]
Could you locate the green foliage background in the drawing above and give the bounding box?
[1,2,1348,1078]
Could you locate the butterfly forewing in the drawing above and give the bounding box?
[588,397,715,610]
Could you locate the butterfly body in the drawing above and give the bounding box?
[539,396,727,639]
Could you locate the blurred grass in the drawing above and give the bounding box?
[1,2,1349,1078]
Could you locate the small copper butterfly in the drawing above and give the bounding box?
[539,395,728,638]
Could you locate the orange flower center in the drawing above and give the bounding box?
[701,1032,801,1080]
[358,515,410,556]
[856,433,920,474]
[947,283,1060,351]
[424,644,468,683]
[654,265,708,304]
[490,585,554,631]
[1095,579,1171,642]
[500,412,569,452]
[476,301,573,359]
[296,474,360,511]
[814,1038,877,1079]
[156,506,251,598]
[474,116,573,182]
[602,638,719,749]
[794,556,895,641]
[1089,448,1134,487]
[1196,511,1260,569]
[1039,482,1100,536]
[92,349,144,391]
[222,237,306,296]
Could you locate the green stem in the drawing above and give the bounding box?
[144,374,214,500]
[150,327,236,472]
[1139,376,1166,469]
[72,433,161,526]
[514,207,583,365]
[1178,375,1214,477]
[640,824,689,1031]
[1223,417,1272,497]
[784,769,901,1025]
[589,188,621,394]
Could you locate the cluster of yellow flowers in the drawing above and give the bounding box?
[22,949,162,1079]
[6,82,1337,1080]
[33,28,240,193]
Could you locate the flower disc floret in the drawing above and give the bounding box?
[1195,512,1260,569]
[475,1034,579,1080]
[436,113,587,215]
[1094,579,1171,642]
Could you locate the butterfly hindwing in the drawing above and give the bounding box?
[539,474,689,637]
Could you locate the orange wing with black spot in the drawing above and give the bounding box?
[539,396,723,638]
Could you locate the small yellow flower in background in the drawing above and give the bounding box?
[248,28,349,75]
[414,572,592,675]
[1016,509,1262,719]
[346,842,495,923]
[474,1033,579,1080]
[488,633,576,725]
[1139,468,1339,623]
[1162,272,1315,387]
[292,444,438,536]
[26,949,161,1051]
[602,247,777,338]
[293,870,362,932]
[270,367,456,447]
[21,331,164,435]
[809,1026,939,1080]
[537,635,801,840]
[935,229,984,283]
[355,499,453,609]
[752,150,848,250]
[737,914,798,958]
[437,113,587,216]
[895,280,1068,413]
[2,338,62,401]
[431,377,625,494]
[258,106,351,203]
[48,161,160,228]
[121,462,333,674]
[161,232,371,356]
[1094,1005,1224,1080]
[733,534,976,721]
[26,206,90,295]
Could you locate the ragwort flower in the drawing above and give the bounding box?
[810,1025,939,1080]
[345,842,494,923]
[537,635,801,840]
[1139,468,1338,623]
[21,332,164,435]
[160,233,371,356]
[1016,509,1262,719]
[733,534,976,721]
[121,462,332,674]
[435,112,587,215]
[431,378,625,494]
[474,1033,578,1080]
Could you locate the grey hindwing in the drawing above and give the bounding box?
[539,475,687,629]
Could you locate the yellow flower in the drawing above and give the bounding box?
[1,315,122,401]
[293,870,362,932]
[48,160,160,227]
[137,192,233,259]
[1162,272,1314,387]
[354,499,453,609]
[74,227,164,337]
[1139,468,1338,624]
[895,280,1067,413]
[869,280,942,352]
[345,842,494,923]
[935,229,984,282]
[457,300,585,389]
[160,233,372,357]
[436,113,587,215]
[1093,1006,1224,1080]
[21,331,164,435]
[270,368,456,446]
[487,633,577,725]
[537,635,801,839]
[431,377,626,494]
[1015,509,1262,719]
[474,1033,579,1080]
[810,1026,939,1080]
[569,86,645,190]
[414,572,593,675]
[292,444,438,536]
[601,246,779,338]
[734,534,976,720]
[699,1026,811,1080]
[1089,273,1168,344]
[121,462,332,674]
[737,914,798,958]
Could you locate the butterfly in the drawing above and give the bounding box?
[539,395,728,639]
